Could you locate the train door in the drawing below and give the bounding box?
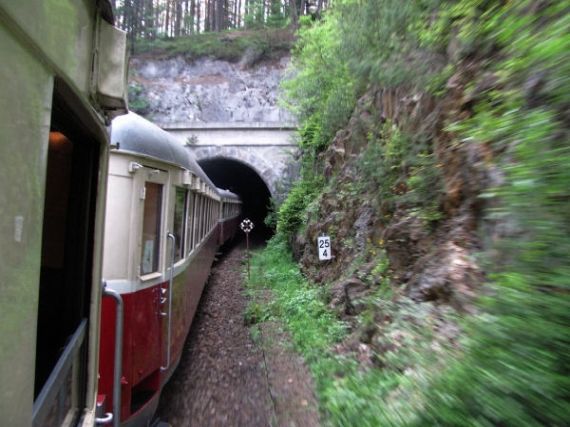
[130,166,169,412]
[33,86,102,426]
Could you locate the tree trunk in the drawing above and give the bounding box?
[210,0,216,31]
[204,0,209,31]
[236,0,241,27]
[261,0,266,24]
[189,0,195,33]
[165,0,171,36]
[300,0,307,16]
[174,0,183,36]
[145,0,154,39]
[215,0,223,31]
[197,0,201,32]
[289,0,298,27]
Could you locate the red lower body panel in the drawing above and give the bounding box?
[99,222,236,426]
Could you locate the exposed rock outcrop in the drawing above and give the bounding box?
[129,55,294,124]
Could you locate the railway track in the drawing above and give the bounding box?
[156,242,274,426]
[156,240,320,427]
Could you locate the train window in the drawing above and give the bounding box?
[206,198,210,234]
[141,182,163,275]
[186,192,194,253]
[194,194,202,246]
[207,199,211,230]
[202,198,205,236]
[173,187,187,262]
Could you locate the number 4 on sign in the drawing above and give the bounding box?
[317,236,332,261]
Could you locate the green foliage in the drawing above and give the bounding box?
[243,300,271,325]
[322,297,457,426]
[274,1,569,425]
[247,238,346,361]
[338,0,442,88]
[417,0,504,56]
[244,0,266,29]
[282,9,359,154]
[275,175,324,240]
[263,197,279,230]
[359,122,443,223]
[134,28,293,61]
[414,2,570,425]
[127,82,150,115]
[243,0,289,29]
[248,241,458,426]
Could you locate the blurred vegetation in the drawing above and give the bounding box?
[248,238,459,426]
[415,1,570,425]
[127,81,151,115]
[260,0,570,425]
[358,121,444,225]
[133,28,294,61]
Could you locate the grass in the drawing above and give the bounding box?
[245,238,458,426]
[246,238,345,361]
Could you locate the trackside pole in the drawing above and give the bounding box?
[240,219,254,280]
[246,232,250,280]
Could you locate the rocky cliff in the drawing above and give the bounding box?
[129,54,294,124]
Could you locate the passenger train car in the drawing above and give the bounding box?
[97,113,241,425]
[0,1,128,426]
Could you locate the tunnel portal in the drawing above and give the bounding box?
[199,157,273,239]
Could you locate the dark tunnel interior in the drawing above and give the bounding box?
[199,157,274,241]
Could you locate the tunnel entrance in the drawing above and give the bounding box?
[199,157,273,240]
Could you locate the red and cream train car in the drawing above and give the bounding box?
[98,113,241,426]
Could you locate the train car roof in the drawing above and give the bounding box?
[217,188,241,201]
[110,112,217,190]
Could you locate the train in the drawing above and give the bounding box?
[0,1,129,425]
[0,2,242,426]
[97,113,241,426]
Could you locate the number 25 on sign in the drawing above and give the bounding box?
[317,236,332,261]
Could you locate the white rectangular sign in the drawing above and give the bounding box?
[317,236,332,261]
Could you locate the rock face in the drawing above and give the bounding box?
[129,55,294,124]
[295,76,493,314]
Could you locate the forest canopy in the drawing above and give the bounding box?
[111,0,326,51]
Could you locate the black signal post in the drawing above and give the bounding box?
[240,218,254,280]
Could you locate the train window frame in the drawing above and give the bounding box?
[137,167,168,281]
[185,191,195,254]
[193,193,201,247]
[173,186,188,263]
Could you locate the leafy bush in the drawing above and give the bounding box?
[127,82,150,115]
[338,0,441,88]
[273,1,569,425]
[282,10,358,154]
[275,175,324,241]
[414,2,570,425]
[359,122,443,222]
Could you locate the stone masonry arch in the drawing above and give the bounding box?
[164,123,300,202]
[191,148,276,196]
